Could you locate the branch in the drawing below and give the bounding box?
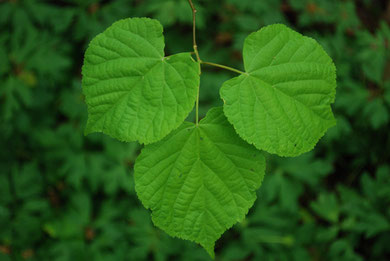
[188,0,202,126]
[188,0,201,63]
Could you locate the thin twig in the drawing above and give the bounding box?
[201,61,246,75]
[188,0,201,125]
[188,0,202,63]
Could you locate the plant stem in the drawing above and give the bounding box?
[201,61,246,75]
[188,0,202,64]
[188,0,201,125]
[188,1,245,126]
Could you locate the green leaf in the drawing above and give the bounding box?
[310,193,339,223]
[82,18,199,144]
[220,24,336,156]
[363,98,389,129]
[134,107,265,257]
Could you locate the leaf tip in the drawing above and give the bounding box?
[202,242,215,259]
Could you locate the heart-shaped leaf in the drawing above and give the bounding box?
[220,24,336,157]
[134,107,265,257]
[82,18,199,144]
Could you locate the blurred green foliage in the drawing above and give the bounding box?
[0,0,390,260]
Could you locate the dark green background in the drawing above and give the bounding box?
[1,0,390,260]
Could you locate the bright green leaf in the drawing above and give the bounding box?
[220,24,336,157]
[82,18,199,144]
[134,107,265,257]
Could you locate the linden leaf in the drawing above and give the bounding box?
[220,24,336,157]
[134,107,265,258]
[82,18,199,144]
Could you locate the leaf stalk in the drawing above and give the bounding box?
[201,61,246,75]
